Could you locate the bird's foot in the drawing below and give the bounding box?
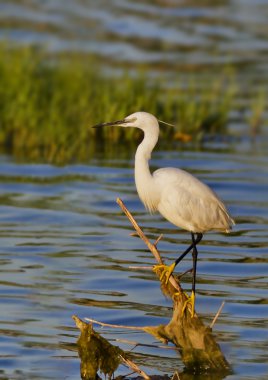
[153,262,176,284]
[181,290,195,318]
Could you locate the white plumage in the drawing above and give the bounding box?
[131,112,234,233]
[153,167,233,233]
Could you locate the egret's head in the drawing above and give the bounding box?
[92,111,157,130]
[93,111,175,132]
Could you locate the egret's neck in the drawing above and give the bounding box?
[134,129,159,212]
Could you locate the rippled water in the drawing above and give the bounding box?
[0,137,267,379]
[1,0,268,75]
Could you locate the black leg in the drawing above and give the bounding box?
[182,232,202,317]
[156,232,203,294]
[174,232,203,269]
[191,232,200,295]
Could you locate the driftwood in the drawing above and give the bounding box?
[73,198,231,378]
[116,198,230,372]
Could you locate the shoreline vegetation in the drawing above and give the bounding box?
[0,44,265,163]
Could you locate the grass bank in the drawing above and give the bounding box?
[0,44,238,163]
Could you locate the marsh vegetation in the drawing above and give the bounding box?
[1,44,261,163]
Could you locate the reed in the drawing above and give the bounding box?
[0,44,238,163]
[248,87,267,136]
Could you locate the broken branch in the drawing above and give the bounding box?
[117,197,181,293]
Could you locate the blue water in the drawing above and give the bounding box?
[1,0,268,80]
[0,137,267,379]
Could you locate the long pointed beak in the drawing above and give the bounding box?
[92,119,128,128]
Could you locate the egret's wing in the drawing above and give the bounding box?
[153,168,234,233]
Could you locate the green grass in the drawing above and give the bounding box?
[0,44,238,163]
[248,87,267,136]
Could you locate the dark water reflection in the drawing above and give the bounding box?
[0,139,267,379]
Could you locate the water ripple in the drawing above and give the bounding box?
[0,144,267,378]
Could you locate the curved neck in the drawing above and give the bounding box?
[134,129,159,212]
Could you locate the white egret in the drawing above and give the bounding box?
[93,111,235,317]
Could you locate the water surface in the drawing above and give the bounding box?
[1,0,268,77]
[0,137,267,379]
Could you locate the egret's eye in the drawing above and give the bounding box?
[124,117,137,124]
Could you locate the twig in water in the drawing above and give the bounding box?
[115,338,179,351]
[129,265,154,270]
[85,317,145,331]
[154,234,163,247]
[171,371,181,380]
[120,356,150,380]
[116,197,181,293]
[210,301,225,329]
